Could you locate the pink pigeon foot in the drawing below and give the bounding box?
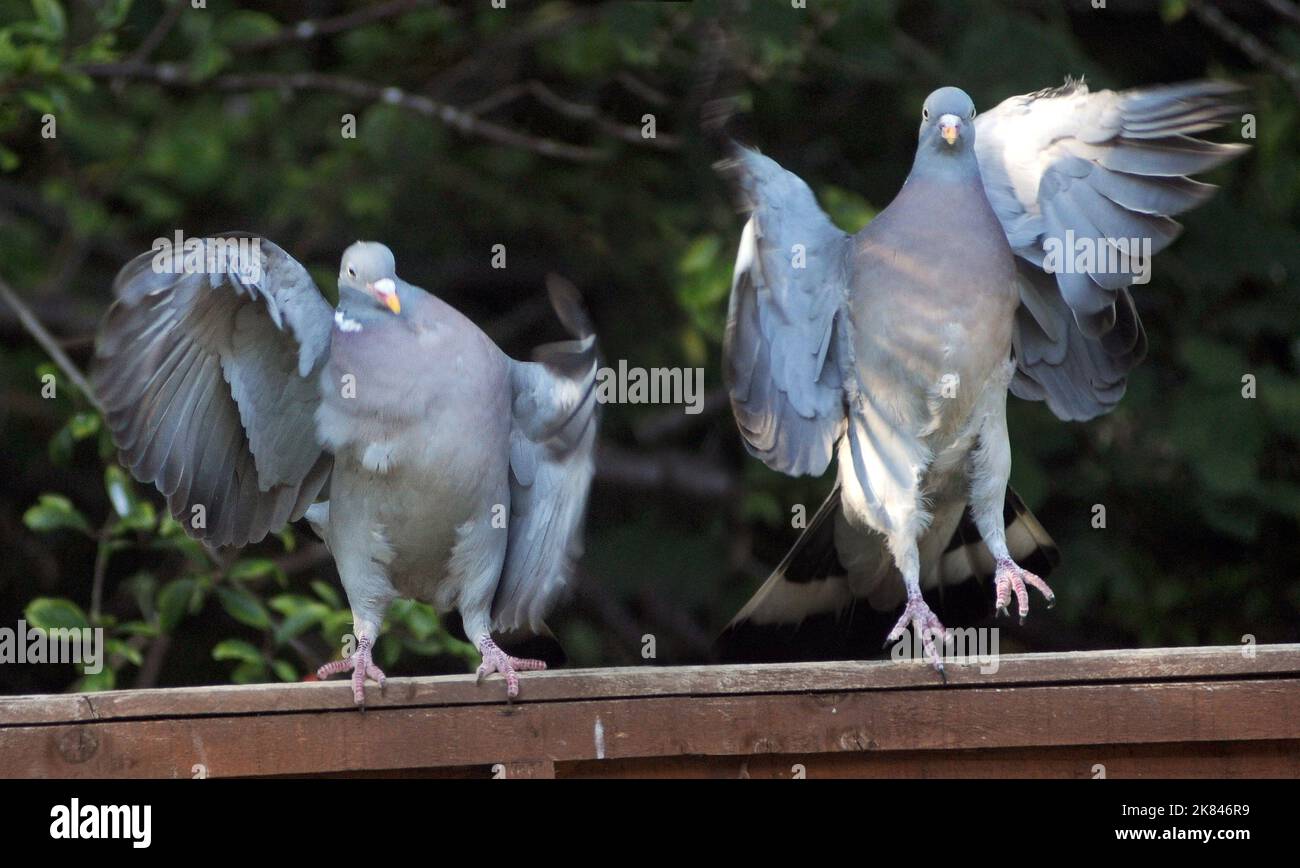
[886,595,949,675]
[993,557,1056,623]
[317,635,386,707]
[476,635,546,699]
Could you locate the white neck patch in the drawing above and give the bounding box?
[334,309,363,333]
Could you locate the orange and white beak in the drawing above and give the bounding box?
[367,278,401,314]
[938,113,961,146]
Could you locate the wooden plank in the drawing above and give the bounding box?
[1,678,1295,778]
[3,644,1296,726]
[558,740,1300,779]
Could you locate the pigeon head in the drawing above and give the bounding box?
[918,87,978,153]
[339,241,402,316]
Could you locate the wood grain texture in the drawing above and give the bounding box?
[1,645,1296,778]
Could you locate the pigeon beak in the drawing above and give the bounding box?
[939,114,961,146]
[368,278,401,314]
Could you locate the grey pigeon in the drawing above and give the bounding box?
[717,80,1245,667]
[93,237,598,703]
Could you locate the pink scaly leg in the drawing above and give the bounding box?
[476,635,546,699]
[886,595,949,676]
[994,557,1056,624]
[317,635,387,708]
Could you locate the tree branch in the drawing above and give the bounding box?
[129,0,184,64]
[467,79,681,149]
[231,0,438,54]
[1261,0,1300,29]
[0,274,100,410]
[1188,0,1300,103]
[77,63,609,163]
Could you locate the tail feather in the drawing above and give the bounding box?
[715,486,1059,663]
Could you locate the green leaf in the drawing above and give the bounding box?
[404,603,440,641]
[276,527,296,552]
[274,606,326,645]
[310,580,342,609]
[23,494,91,535]
[228,558,285,585]
[156,578,198,632]
[211,639,262,665]
[47,426,74,466]
[216,585,271,630]
[819,184,877,233]
[104,465,136,517]
[112,500,156,535]
[271,659,297,682]
[105,638,143,667]
[31,0,66,40]
[188,42,231,81]
[215,10,280,44]
[24,597,89,631]
[95,0,133,29]
[377,631,403,668]
[75,667,116,693]
[115,619,159,639]
[230,660,267,684]
[20,89,55,114]
[68,412,100,440]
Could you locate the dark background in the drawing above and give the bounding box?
[0,0,1296,695]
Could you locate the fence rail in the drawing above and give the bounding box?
[2,644,1297,778]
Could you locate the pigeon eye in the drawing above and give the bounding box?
[969,107,977,120]
[922,107,930,121]
[346,265,357,278]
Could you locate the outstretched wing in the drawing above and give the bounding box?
[492,276,599,633]
[92,234,334,546]
[719,145,851,476]
[975,78,1246,419]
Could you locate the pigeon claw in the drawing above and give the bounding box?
[994,557,1055,623]
[887,596,949,675]
[476,635,546,700]
[317,635,387,708]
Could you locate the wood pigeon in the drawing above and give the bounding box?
[93,237,599,703]
[716,80,1246,667]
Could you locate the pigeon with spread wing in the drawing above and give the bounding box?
[94,238,599,703]
[717,80,1246,667]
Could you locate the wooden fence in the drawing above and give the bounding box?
[1,644,1297,778]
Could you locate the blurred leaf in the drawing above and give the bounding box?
[24,597,89,630]
[215,10,280,44]
[31,0,66,40]
[156,578,199,633]
[228,558,285,586]
[215,585,271,630]
[310,580,342,609]
[104,465,134,517]
[105,637,143,666]
[211,639,262,665]
[75,668,116,692]
[274,604,327,645]
[23,494,91,535]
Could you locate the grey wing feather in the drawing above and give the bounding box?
[718,145,850,476]
[492,276,599,633]
[976,78,1245,419]
[92,234,334,546]
[1010,260,1147,421]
